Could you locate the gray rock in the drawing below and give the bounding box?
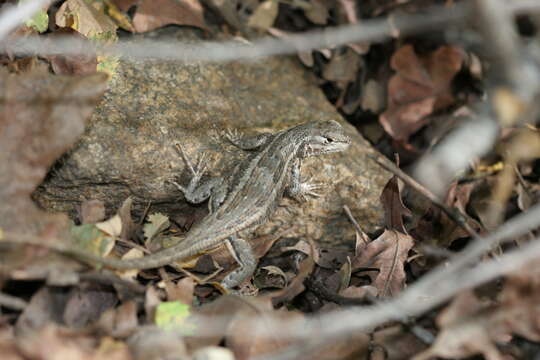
[34,28,391,247]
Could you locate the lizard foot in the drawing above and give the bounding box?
[299,181,324,198]
[223,127,242,146]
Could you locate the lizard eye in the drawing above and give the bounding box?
[324,137,334,143]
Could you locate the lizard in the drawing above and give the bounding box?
[59,120,350,288]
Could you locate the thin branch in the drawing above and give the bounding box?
[342,204,369,239]
[0,0,53,40]
[0,1,539,63]
[80,272,146,294]
[473,0,533,95]
[414,114,500,196]
[0,292,27,311]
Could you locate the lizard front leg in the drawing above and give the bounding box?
[285,158,324,202]
[222,236,257,289]
[172,144,227,212]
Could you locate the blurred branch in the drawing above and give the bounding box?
[415,0,540,196]
[473,0,535,95]
[1,1,539,63]
[0,0,53,40]
[414,113,499,196]
[0,291,27,311]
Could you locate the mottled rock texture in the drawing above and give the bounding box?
[34,28,391,247]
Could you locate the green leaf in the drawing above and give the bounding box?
[155,301,195,334]
[70,222,115,256]
[20,0,49,33]
[97,55,119,77]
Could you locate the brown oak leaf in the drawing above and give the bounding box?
[380,44,464,143]
[352,229,414,298]
[132,0,208,33]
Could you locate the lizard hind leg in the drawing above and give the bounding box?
[222,237,257,289]
[172,143,226,210]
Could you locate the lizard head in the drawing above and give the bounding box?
[299,120,351,157]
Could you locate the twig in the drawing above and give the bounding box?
[0,1,539,63]
[342,205,369,241]
[0,292,27,311]
[80,271,146,294]
[0,0,53,40]
[370,154,480,238]
[116,239,151,254]
[472,0,534,95]
[304,277,375,306]
[139,200,152,225]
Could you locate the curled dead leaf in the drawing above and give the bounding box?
[133,0,208,33]
[352,230,414,298]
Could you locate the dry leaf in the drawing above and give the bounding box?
[361,79,386,113]
[144,213,170,245]
[271,241,316,306]
[0,70,107,240]
[132,0,208,33]
[380,174,412,233]
[45,28,98,75]
[118,197,137,241]
[63,284,118,329]
[413,291,504,360]
[380,44,464,143]
[15,287,69,335]
[417,259,540,360]
[56,0,118,38]
[164,277,196,304]
[104,0,136,32]
[5,56,50,74]
[80,199,106,224]
[128,326,187,360]
[96,215,123,238]
[304,0,328,25]
[247,0,279,31]
[339,285,378,299]
[201,0,243,30]
[516,181,532,211]
[322,48,361,83]
[110,0,138,12]
[352,230,414,298]
[98,301,139,338]
[16,324,130,360]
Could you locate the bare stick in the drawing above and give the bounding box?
[0,0,52,40]
[342,205,367,238]
[1,1,539,63]
[473,0,534,95]
[80,272,146,294]
[0,292,27,311]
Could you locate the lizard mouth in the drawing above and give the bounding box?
[307,139,350,155]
